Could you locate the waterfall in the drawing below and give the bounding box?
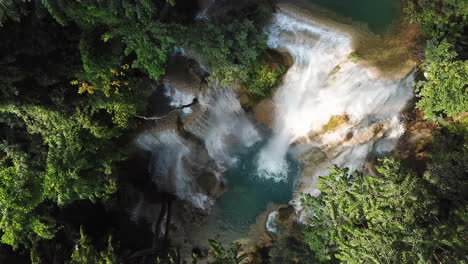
[164,82,196,115]
[258,9,413,183]
[136,131,214,210]
[186,88,261,167]
[196,0,215,20]
[130,195,145,223]
[137,80,260,210]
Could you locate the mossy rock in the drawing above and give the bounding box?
[277,205,295,222]
[319,115,350,134]
[348,51,360,62]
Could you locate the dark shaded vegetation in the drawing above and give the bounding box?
[0,0,285,263]
[0,0,466,263]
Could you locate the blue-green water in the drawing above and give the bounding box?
[307,0,401,33]
[211,140,299,235]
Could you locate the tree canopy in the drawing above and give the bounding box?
[0,0,284,261]
[405,0,468,121]
[0,2,148,249]
[0,0,466,263]
[303,158,468,263]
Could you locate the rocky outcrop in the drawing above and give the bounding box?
[394,109,438,173]
[254,99,276,127]
[164,53,208,94]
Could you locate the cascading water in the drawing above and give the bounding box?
[258,8,413,187]
[137,80,261,211]
[196,0,215,20]
[186,88,261,167]
[266,211,279,233]
[164,83,196,115]
[137,3,414,252]
[136,131,215,210]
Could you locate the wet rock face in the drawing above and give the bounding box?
[254,99,276,127]
[277,205,295,222]
[300,147,327,166]
[354,22,420,81]
[137,52,223,213]
[197,171,225,197]
[164,54,208,95]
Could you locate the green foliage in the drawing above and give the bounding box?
[0,103,124,247]
[0,143,54,247]
[424,123,468,203]
[41,0,279,95]
[0,6,149,250]
[74,29,123,96]
[208,239,248,264]
[0,0,29,25]
[185,18,268,88]
[302,158,467,263]
[415,40,468,120]
[404,0,468,121]
[348,51,360,62]
[154,248,185,264]
[41,0,184,81]
[108,22,182,80]
[184,7,287,98]
[269,235,314,264]
[404,0,467,40]
[245,55,286,97]
[2,104,120,204]
[153,240,247,264]
[40,0,68,25]
[68,228,116,264]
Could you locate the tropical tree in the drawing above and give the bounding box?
[404,0,468,121]
[303,158,467,263]
[0,0,29,25]
[207,239,248,264]
[424,123,468,204]
[0,3,147,249]
[68,228,116,264]
[415,40,468,120]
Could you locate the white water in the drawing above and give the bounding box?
[136,131,214,210]
[192,89,261,167]
[196,0,215,20]
[163,79,261,167]
[164,82,195,115]
[266,211,279,233]
[137,84,260,209]
[258,10,413,181]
